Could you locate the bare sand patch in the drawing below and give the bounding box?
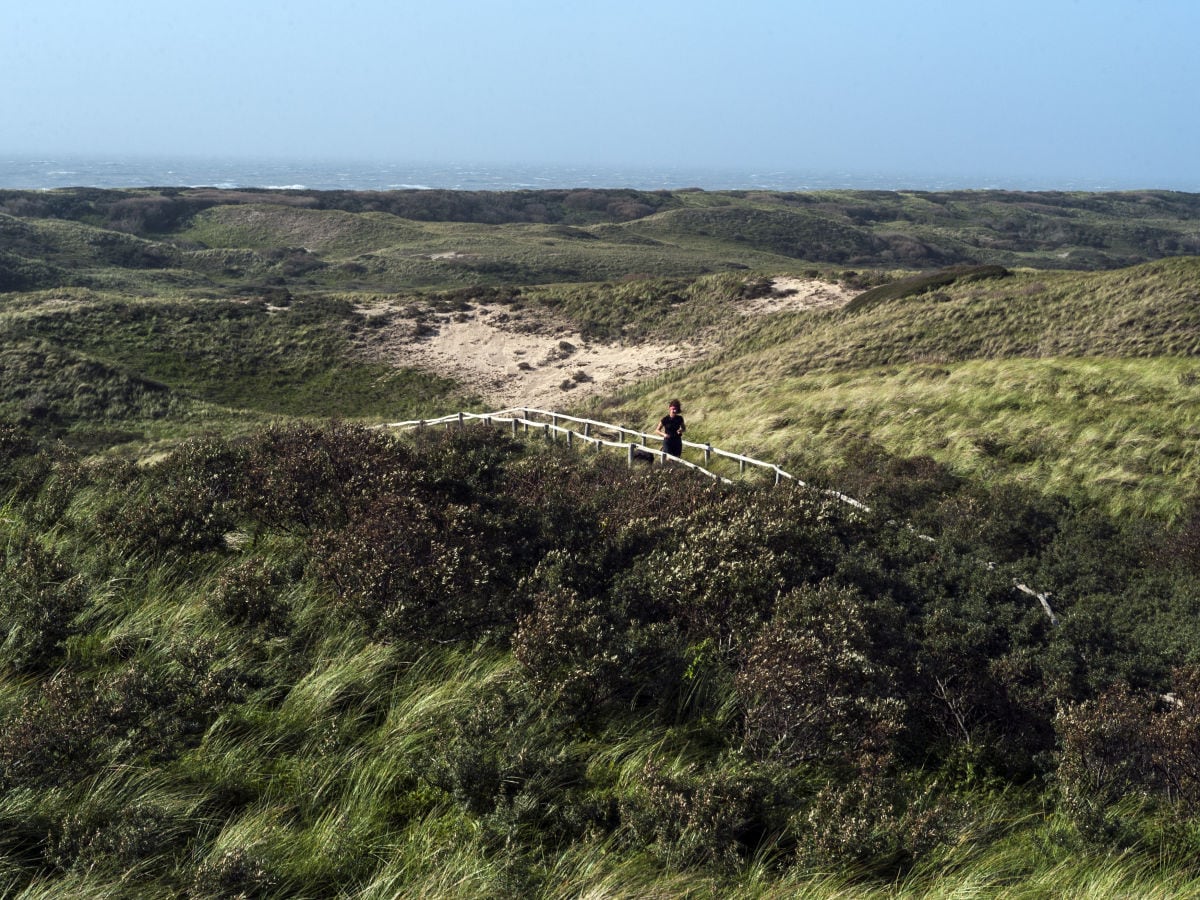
[741,277,859,315]
[357,277,856,409]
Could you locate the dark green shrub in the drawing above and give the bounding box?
[791,775,960,873]
[311,490,503,641]
[930,481,1065,563]
[1057,666,1200,837]
[45,802,181,873]
[98,639,252,763]
[0,673,101,791]
[208,556,290,632]
[619,754,778,869]
[908,559,1056,775]
[737,581,904,770]
[512,585,688,717]
[94,436,245,555]
[189,847,279,899]
[235,420,414,534]
[1055,680,1160,838]
[0,530,89,671]
[423,682,599,846]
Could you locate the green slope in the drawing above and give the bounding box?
[602,258,1200,520]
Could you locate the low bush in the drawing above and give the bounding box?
[1057,665,1200,839]
[619,754,779,869]
[94,436,245,556]
[737,581,904,770]
[0,530,89,672]
[422,682,600,846]
[207,556,290,632]
[234,421,415,534]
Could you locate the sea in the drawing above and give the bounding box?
[0,155,1155,194]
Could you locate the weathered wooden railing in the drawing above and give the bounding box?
[380,407,1057,624]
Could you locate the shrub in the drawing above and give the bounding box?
[737,581,905,770]
[619,754,778,869]
[1057,665,1200,836]
[207,556,290,632]
[189,847,279,899]
[512,585,687,716]
[98,638,253,763]
[45,802,180,874]
[422,682,599,846]
[1055,680,1160,837]
[0,672,101,791]
[234,420,414,534]
[94,436,245,555]
[0,530,89,672]
[311,490,506,641]
[791,775,959,873]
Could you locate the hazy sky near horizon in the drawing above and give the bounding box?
[6,0,1198,189]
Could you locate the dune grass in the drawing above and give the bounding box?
[602,259,1200,520]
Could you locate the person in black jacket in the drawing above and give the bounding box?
[656,399,686,457]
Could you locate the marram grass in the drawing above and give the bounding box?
[613,355,1200,520]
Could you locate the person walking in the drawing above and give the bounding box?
[656,399,686,458]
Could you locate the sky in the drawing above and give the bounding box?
[5,0,1198,189]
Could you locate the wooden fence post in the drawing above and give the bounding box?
[627,443,635,467]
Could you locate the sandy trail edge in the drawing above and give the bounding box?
[358,277,857,410]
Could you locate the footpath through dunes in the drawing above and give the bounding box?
[355,276,860,409]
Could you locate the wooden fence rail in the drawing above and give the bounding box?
[380,407,1056,623]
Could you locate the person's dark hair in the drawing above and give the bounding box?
[668,399,682,413]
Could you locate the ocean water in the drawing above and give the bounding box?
[0,155,1135,193]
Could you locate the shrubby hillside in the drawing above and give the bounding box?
[4,186,1200,895]
[4,421,1200,896]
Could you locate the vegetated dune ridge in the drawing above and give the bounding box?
[359,276,858,410]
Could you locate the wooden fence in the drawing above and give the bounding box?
[381,406,1057,624]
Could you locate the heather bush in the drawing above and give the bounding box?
[188,847,280,899]
[512,584,688,717]
[45,802,183,874]
[98,638,253,763]
[207,556,290,633]
[235,420,414,534]
[0,672,101,791]
[791,774,961,872]
[619,753,779,869]
[94,436,245,555]
[422,681,600,846]
[0,530,89,671]
[311,490,511,641]
[737,581,905,771]
[1057,665,1200,839]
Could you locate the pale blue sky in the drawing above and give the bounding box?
[5,0,1197,189]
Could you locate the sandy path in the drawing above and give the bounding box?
[358,277,856,409]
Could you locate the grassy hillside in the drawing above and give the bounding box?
[4,422,1200,897]
[602,257,1200,521]
[4,187,1200,896]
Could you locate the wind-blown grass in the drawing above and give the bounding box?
[604,259,1200,519]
